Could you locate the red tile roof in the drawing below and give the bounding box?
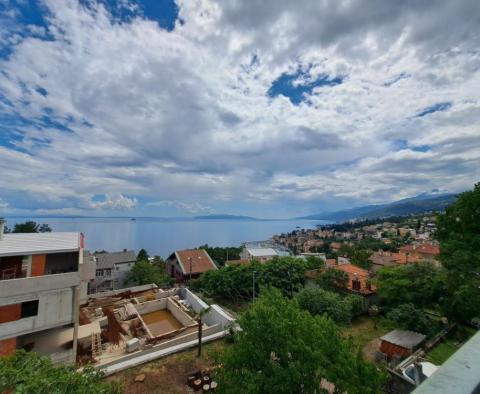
[175,249,217,275]
[333,263,376,294]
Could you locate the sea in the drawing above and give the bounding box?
[4,217,329,258]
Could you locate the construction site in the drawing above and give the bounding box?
[75,284,235,374]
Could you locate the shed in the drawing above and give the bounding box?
[380,329,426,359]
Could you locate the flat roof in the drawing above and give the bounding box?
[247,247,277,257]
[0,232,81,257]
[413,330,480,394]
[381,329,426,350]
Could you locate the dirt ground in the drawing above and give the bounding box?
[341,316,393,362]
[105,341,228,394]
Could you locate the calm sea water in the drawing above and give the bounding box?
[5,217,327,258]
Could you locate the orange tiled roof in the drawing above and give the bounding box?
[333,263,376,294]
[415,243,440,256]
[176,249,218,275]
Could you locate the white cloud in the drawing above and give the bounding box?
[90,194,138,210]
[0,0,478,216]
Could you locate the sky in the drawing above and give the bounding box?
[0,0,479,218]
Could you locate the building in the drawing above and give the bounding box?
[333,263,376,296]
[0,220,94,362]
[88,250,136,293]
[380,329,426,359]
[166,249,217,283]
[240,246,278,262]
[371,250,397,273]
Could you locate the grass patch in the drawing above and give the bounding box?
[341,316,395,349]
[426,341,457,365]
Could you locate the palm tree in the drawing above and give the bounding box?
[196,306,211,357]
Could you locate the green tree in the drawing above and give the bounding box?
[216,289,384,394]
[12,221,52,233]
[194,257,308,303]
[376,262,446,310]
[198,244,241,266]
[316,268,349,293]
[137,248,149,262]
[126,260,172,287]
[436,183,480,322]
[0,350,120,393]
[296,288,352,324]
[386,303,438,336]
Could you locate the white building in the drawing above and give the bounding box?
[0,221,94,363]
[240,247,278,262]
[88,250,136,293]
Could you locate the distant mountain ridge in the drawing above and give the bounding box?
[299,193,458,222]
[194,214,260,221]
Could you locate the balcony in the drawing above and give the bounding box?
[0,271,80,299]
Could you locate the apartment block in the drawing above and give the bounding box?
[0,220,95,363]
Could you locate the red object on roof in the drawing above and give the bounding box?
[175,249,217,275]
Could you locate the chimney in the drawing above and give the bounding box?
[0,218,5,240]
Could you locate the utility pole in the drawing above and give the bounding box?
[252,270,257,301]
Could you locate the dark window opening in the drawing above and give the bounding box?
[21,300,39,318]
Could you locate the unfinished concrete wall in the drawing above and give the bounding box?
[0,286,75,340]
[179,288,209,312]
[203,304,236,329]
[134,298,167,315]
[167,298,195,327]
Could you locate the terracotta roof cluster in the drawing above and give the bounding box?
[175,249,217,275]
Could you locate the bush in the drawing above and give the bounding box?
[386,303,438,336]
[296,288,353,324]
[0,350,121,393]
[195,257,307,302]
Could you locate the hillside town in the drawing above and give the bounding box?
[1,182,480,394]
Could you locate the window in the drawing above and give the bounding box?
[21,300,39,318]
[96,269,103,277]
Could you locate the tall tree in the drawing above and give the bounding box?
[137,248,149,262]
[126,260,172,287]
[12,221,52,233]
[436,183,480,322]
[216,289,384,394]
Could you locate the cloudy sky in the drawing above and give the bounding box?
[0,0,479,218]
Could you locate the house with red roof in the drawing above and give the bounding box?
[166,249,217,283]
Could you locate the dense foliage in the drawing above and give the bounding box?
[216,289,385,394]
[436,183,480,322]
[376,262,446,310]
[126,260,173,287]
[338,244,373,269]
[193,257,307,302]
[386,303,439,337]
[198,244,241,266]
[296,288,364,324]
[4,221,52,233]
[315,268,349,293]
[0,350,120,394]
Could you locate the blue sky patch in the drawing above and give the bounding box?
[84,0,179,31]
[268,68,343,105]
[394,139,431,152]
[416,102,452,117]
